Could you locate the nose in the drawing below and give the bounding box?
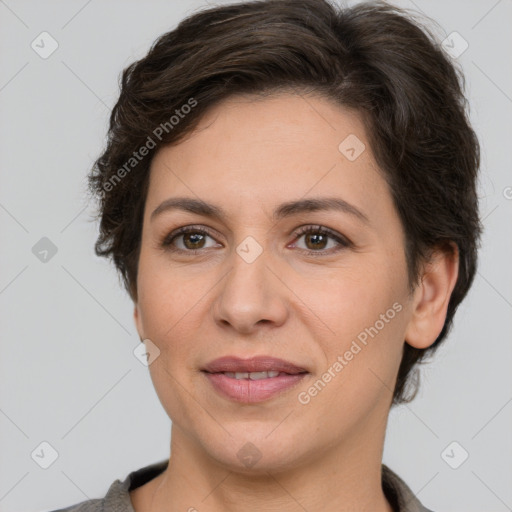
[212,244,289,335]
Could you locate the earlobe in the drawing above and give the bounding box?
[404,244,459,350]
[133,304,144,341]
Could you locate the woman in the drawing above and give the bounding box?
[53,0,480,510]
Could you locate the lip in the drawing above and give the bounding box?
[202,356,309,403]
[203,356,308,374]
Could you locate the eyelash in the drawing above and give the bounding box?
[161,224,352,257]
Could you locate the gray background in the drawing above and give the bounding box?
[0,0,510,511]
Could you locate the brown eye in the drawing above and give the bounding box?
[291,225,351,256]
[182,232,207,250]
[304,232,329,250]
[162,226,219,253]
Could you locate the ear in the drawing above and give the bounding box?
[404,243,459,349]
[133,303,144,341]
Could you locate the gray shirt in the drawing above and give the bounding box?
[49,460,434,512]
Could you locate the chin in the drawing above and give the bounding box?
[194,426,311,475]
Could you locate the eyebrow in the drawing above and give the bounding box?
[150,196,369,224]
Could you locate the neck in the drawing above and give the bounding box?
[148,415,394,512]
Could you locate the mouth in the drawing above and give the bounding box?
[221,370,284,380]
[202,356,309,403]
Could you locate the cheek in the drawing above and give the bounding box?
[301,279,407,424]
[307,261,406,338]
[136,261,208,423]
[303,261,409,395]
[136,250,205,339]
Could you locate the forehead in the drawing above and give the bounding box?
[146,93,391,224]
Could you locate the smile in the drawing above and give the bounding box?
[202,356,309,403]
[223,371,281,380]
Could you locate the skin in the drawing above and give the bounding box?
[130,92,459,512]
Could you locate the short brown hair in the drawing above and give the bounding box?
[89,0,481,404]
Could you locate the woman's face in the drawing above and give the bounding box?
[134,93,417,472]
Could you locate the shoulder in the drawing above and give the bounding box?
[47,497,104,512]
[46,459,169,512]
[382,464,436,512]
[46,477,127,512]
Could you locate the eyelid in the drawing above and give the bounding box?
[161,225,220,248]
[161,224,352,254]
[289,224,352,253]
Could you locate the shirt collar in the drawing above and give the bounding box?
[101,459,433,512]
